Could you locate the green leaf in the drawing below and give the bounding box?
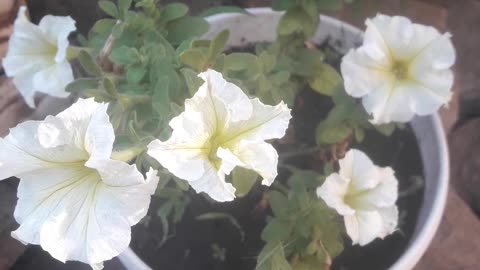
[152,76,172,117]
[269,191,289,218]
[180,68,203,96]
[277,7,315,37]
[78,50,102,76]
[354,127,365,142]
[180,48,208,72]
[224,53,258,71]
[91,18,117,34]
[102,77,117,97]
[261,218,293,242]
[232,167,259,197]
[256,242,292,270]
[308,63,342,96]
[118,0,132,13]
[316,123,352,145]
[66,78,100,92]
[160,3,189,24]
[166,17,209,45]
[109,46,138,65]
[199,6,250,18]
[127,64,147,84]
[99,1,118,17]
[208,30,229,63]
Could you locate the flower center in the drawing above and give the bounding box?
[205,135,223,169]
[391,61,409,80]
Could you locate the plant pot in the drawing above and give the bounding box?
[116,8,449,270]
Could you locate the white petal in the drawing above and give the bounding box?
[32,61,73,98]
[344,210,383,246]
[222,141,278,186]
[363,80,416,124]
[377,205,399,238]
[38,15,76,63]
[147,139,206,181]
[198,69,252,122]
[339,149,378,191]
[188,163,236,202]
[11,71,36,107]
[317,173,355,216]
[12,164,158,265]
[400,80,451,117]
[223,98,292,143]
[350,167,398,210]
[341,49,390,98]
[3,7,54,77]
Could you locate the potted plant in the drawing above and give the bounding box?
[0,0,452,270]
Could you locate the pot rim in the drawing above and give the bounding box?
[118,8,450,270]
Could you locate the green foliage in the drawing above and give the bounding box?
[231,167,259,197]
[257,170,344,270]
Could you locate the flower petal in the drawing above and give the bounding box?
[220,141,278,186]
[341,49,390,98]
[377,205,399,238]
[339,149,378,191]
[198,69,252,122]
[344,210,383,246]
[317,173,355,216]
[223,98,291,143]
[32,60,73,98]
[147,139,206,181]
[188,163,236,202]
[351,167,398,210]
[12,164,158,265]
[38,15,76,63]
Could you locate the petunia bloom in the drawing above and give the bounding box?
[317,149,398,246]
[147,69,292,202]
[2,6,76,107]
[0,98,159,269]
[341,14,456,124]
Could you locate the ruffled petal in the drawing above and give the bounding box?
[223,98,291,143]
[344,210,383,246]
[351,167,398,210]
[317,173,355,216]
[147,139,206,181]
[341,49,390,98]
[377,205,399,238]
[198,69,252,122]
[339,149,378,191]
[188,163,236,202]
[223,141,278,186]
[32,60,73,98]
[38,15,76,63]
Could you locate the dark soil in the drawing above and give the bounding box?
[130,42,425,270]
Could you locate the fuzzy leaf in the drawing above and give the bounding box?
[99,1,118,17]
[127,64,147,84]
[180,48,208,72]
[109,46,138,65]
[208,30,229,62]
[232,167,259,197]
[256,242,292,270]
[269,191,289,218]
[91,18,117,34]
[308,64,342,96]
[66,78,100,93]
[160,3,189,24]
[224,53,258,71]
[261,218,293,242]
[78,50,102,76]
[166,17,209,45]
[316,123,352,145]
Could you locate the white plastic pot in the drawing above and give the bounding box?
[118,8,449,270]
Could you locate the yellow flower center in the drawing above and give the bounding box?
[391,61,409,81]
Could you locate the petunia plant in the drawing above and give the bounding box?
[0,0,455,269]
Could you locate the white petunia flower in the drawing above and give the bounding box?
[147,69,291,202]
[317,149,399,246]
[0,98,159,269]
[2,6,76,107]
[341,14,456,124]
